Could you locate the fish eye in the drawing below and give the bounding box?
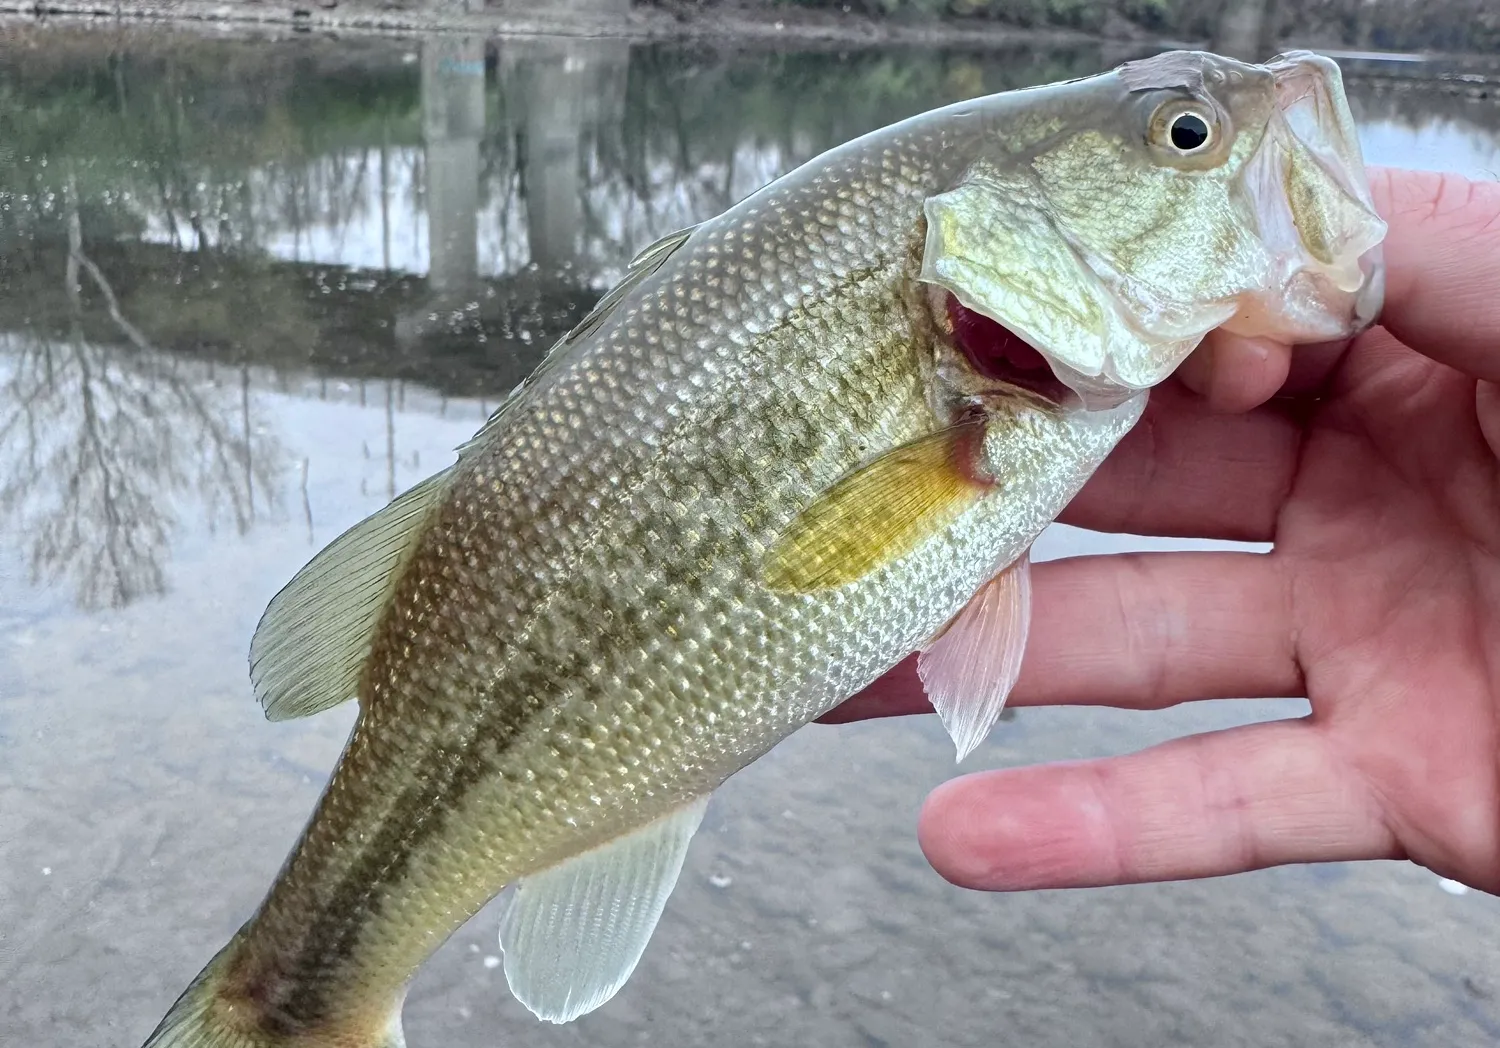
[1169,111,1211,152]
[1146,99,1224,165]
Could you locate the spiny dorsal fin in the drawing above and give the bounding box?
[498,796,710,1023]
[762,420,991,593]
[249,468,450,721]
[459,224,698,456]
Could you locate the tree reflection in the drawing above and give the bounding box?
[0,29,1496,613]
[1211,0,1281,60]
[0,182,278,610]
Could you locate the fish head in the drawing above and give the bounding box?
[920,49,1386,409]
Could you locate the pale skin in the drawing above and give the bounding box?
[825,167,1500,896]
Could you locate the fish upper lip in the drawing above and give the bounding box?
[1266,52,1375,204]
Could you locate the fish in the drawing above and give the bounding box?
[140,49,1385,1048]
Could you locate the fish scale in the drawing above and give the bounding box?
[142,50,1387,1048]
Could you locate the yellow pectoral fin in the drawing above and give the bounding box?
[763,420,991,593]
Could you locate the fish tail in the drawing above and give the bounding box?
[141,939,406,1048]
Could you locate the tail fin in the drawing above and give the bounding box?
[141,941,406,1048]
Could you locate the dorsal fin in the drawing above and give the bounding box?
[459,224,697,456]
[570,224,698,346]
[249,468,450,721]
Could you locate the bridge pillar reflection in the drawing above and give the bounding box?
[422,35,486,298]
[502,38,630,280]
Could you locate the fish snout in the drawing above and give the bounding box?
[1227,51,1388,342]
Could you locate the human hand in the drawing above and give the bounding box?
[825,168,1500,896]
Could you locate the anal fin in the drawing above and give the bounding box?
[918,552,1032,762]
[498,797,709,1023]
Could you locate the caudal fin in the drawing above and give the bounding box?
[141,940,405,1048]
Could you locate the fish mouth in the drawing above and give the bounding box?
[943,293,1078,406]
[940,287,1152,412]
[1227,50,1387,341]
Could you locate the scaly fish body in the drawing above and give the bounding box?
[143,51,1385,1048]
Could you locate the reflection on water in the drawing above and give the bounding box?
[0,333,275,610]
[1,31,1496,611]
[0,32,1156,612]
[1,26,1499,1048]
[0,175,278,609]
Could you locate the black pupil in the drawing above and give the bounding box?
[1170,113,1210,151]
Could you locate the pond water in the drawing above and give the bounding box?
[2,23,1499,1048]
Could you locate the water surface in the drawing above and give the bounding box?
[2,27,1499,1048]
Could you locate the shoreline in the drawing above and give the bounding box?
[0,1,1204,50]
[2,4,1496,73]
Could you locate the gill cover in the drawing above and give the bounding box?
[920,167,1199,408]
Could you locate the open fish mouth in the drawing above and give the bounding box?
[1225,50,1387,342]
[942,292,1079,406]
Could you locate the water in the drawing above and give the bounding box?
[2,24,1499,1048]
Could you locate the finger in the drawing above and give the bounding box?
[819,653,926,723]
[1175,330,1292,413]
[820,551,1301,724]
[1478,381,1500,462]
[1280,338,1351,399]
[917,719,1399,891]
[1366,168,1500,381]
[1057,381,1302,541]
